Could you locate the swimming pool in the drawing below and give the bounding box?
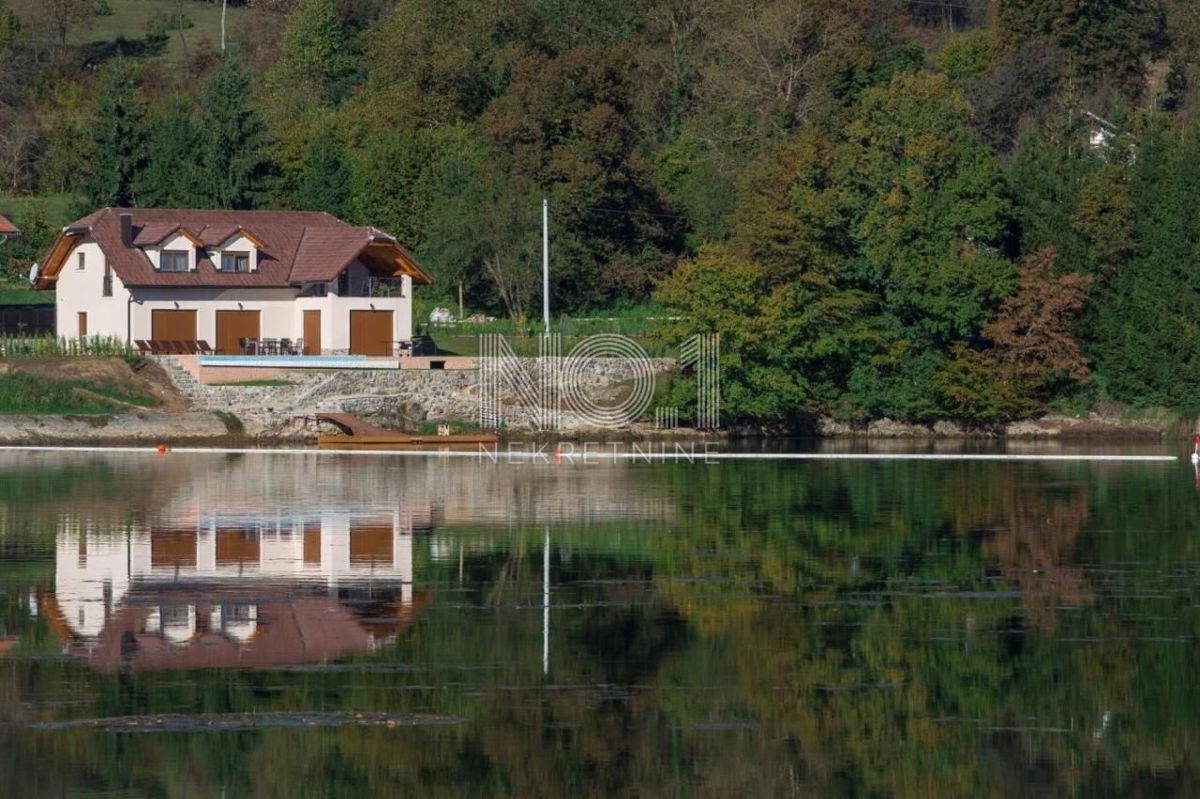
[198,354,400,369]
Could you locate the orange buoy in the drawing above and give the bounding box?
[156,443,168,455]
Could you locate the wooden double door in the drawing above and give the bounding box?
[215,310,261,355]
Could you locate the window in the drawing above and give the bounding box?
[220,252,250,272]
[159,250,189,272]
[76,251,85,270]
[102,262,112,297]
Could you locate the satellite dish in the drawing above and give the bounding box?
[28,263,38,284]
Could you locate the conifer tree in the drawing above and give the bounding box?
[137,96,205,207]
[85,59,148,208]
[296,124,351,218]
[200,58,270,209]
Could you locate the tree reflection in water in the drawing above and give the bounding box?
[0,451,1196,796]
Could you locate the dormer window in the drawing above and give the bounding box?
[220,252,250,273]
[160,251,189,272]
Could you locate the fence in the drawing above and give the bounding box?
[0,335,134,360]
[424,313,680,357]
[431,332,670,358]
[0,305,54,336]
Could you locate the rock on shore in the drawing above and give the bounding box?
[0,412,235,445]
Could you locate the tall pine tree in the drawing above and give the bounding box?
[85,59,147,208]
[137,96,205,207]
[200,58,270,209]
[295,120,351,218]
[1089,119,1200,405]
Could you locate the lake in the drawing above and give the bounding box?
[0,445,1197,796]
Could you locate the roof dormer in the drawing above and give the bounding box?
[203,225,264,273]
[136,224,202,273]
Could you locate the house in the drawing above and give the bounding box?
[0,212,19,240]
[32,207,433,355]
[44,505,423,671]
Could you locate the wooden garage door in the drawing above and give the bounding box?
[349,310,393,356]
[350,523,393,565]
[215,310,261,355]
[151,309,197,343]
[150,530,198,569]
[216,528,260,566]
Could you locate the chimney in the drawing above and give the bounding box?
[120,213,133,247]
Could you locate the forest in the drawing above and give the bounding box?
[1,0,1200,423]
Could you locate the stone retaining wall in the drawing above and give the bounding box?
[155,356,677,436]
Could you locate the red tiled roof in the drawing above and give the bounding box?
[131,221,190,246]
[0,213,19,235]
[198,223,241,246]
[36,207,432,289]
[289,226,376,283]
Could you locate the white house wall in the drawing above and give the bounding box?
[53,244,416,349]
[128,287,297,346]
[54,237,132,340]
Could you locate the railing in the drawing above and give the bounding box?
[335,276,405,298]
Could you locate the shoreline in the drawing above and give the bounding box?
[0,410,1184,448]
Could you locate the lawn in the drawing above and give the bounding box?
[0,193,80,229]
[0,371,160,413]
[0,283,53,306]
[10,0,250,67]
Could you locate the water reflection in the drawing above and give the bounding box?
[1,447,1199,796]
[48,507,418,671]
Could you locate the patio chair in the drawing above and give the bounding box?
[183,341,200,354]
[134,340,151,354]
[198,341,214,355]
[293,338,304,356]
[148,340,167,354]
[280,338,293,355]
[168,341,187,354]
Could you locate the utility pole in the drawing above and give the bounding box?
[221,0,227,52]
[542,198,550,336]
[543,525,550,676]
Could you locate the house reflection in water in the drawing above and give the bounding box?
[44,507,423,672]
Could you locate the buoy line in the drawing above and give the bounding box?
[0,445,1177,463]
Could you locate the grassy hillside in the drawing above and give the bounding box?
[0,371,159,413]
[10,0,249,66]
[0,284,52,305]
[0,194,79,229]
